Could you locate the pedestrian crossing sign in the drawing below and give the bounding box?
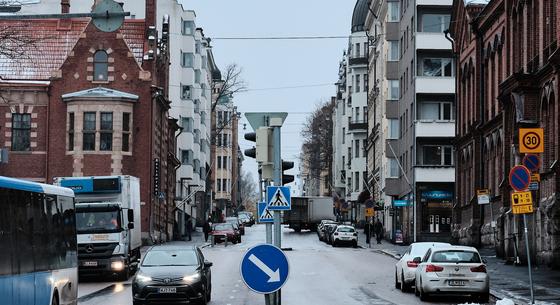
[258,202,274,223]
[266,186,291,211]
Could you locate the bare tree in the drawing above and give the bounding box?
[211,63,247,112]
[239,169,258,208]
[0,25,41,60]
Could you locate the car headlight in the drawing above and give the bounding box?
[136,273,152,283]
[183,272,201,283]
[111,261,124,271]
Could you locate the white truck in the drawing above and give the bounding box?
[54,175,141,279]
[283,196,335,232]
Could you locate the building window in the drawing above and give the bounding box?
[201,56,207,69]
[194,99,200,113]
[11,113,31,151]
[200,111,206,125]
[68,113,74,151]
[388,119,399,139]
[181,52,194,68]
[388,2,400,22]
[355,74,360,92]
[420,58,453,77]
[181,117,193,132]
[122,112,131,152]
[418,102,454,121]
[182,20,195,35]
[355,140,360,158]
[388,80,400,100]
[181,85,192,100]
[201,83,207,97]
[195,42,201,54]
[421,14,451,33]
[388,40,399,61]
[419,145,453,166]
[342,127,345,144]
[222,179,227,193]
[83,112,96,151]
[194,129,200,144]
[181,150,193,165]
[195,69,201,83]
[355,172,360,191]
[100,112,113,151]
[93,50,108,81]
[355,43,360,57]
[388,158,399,177]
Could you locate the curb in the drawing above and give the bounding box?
[374,249,402,260]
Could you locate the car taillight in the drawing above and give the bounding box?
[334,232,339,236]
[425,264,444,272]
[470,265,487,273]
[407,261,418,268]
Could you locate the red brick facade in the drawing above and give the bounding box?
[451,0,560,268]
[0,2,179,244]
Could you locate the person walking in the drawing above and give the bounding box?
[374,218,384,244]
[203,217,212,242]
[364,220,372,245]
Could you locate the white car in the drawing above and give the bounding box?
[331,225,358,248]
[395,242,450,292]
[414,246,489,303]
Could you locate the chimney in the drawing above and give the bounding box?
[61,0,70,14]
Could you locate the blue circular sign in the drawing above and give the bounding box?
[240,244,289,294]
[522,154,540,172]
[509,165,531,192]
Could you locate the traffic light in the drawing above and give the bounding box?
[282,160,295,185]
[243,128,272,163]
[244,132,257,159]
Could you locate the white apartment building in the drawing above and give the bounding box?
[332,0,369,222]
[365,0,455,243]
[19,0,215,227]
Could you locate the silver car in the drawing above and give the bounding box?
[414,246,489,303]
[395,242,450,292]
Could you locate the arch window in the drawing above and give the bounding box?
[93,50,108,81]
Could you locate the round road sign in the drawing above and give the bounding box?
[522,154,541,172]
[509,165,531,192]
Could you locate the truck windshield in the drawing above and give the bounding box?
[76,210,121,233]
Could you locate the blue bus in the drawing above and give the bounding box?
[0,176,77,305]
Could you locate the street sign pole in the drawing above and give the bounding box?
[272,124,282,305]
[522,214,535,304]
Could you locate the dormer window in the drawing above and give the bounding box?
[93,50,108,81]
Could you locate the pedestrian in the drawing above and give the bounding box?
[374,218,384,244]
[186,215,192,241]
[203,217,212,242]
[364,220,372,244]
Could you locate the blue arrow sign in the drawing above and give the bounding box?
[240,244,289,294]
[266,186,291,211]
[258,202,274,223]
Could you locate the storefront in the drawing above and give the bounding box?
[419,187,453,234]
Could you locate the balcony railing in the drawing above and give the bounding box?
[349,120,367,130]
[349,54,368,65]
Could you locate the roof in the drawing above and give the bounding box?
[0,176,74,197]
[351,0,368,33]
[61,86,139,101]
[0,19,145,81]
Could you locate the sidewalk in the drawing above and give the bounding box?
[357,229,407,259]
[140,227,211,254]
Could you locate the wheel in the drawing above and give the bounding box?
[414,280,419,297]
[198,286,208,305]
[51,293,59,305]
[133,301,143,305]
[418,280,429,301]
[238,236,242,243]
[400,273,409,292]
[206,285,212,301]
[332,240,337,247]
[395,270,401,289]
[352,241,358,248]
[476,292,489,303]
[232,238,238,245]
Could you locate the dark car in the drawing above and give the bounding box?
[225,216,245,235]
[132,245,212,305]
[210,223,241,244]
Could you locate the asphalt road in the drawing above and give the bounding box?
[77,224,490,305]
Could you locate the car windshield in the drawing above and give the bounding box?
[75,209,121,233]
[142,250,199,266]
[431,250,481,263]
[337,227,355,232]
[239,214,249,219]
[213,223,233,231]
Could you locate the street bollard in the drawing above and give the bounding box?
[211,235,215,247]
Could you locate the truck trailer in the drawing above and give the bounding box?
[54,175,141,279]
[283,196,334,232]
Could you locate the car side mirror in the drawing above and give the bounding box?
[128,209,134,222]
[204,261,213,268]
[482,258,488,264]
[128,223,134,229]
[413,257,421,264]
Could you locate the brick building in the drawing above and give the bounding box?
[450,0,560,267]
[0,1,180,243]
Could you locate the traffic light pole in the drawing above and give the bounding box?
[272,125,282,305]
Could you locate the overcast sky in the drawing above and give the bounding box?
[181,0,356,193]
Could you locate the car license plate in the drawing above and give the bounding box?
[83,261,98,267]
[448,280,466,286]
[158,287,177,293]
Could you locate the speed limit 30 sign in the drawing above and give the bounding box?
[519,128,544,153]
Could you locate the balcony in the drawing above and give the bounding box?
[417,0,452,6]
[415,120,455,137]
[349,55,368,66]
[349,120,367,131]
[415,166,455,183]
[416,32,452,50]
[415,77,455,94]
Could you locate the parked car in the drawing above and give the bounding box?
[238,213,254,226]
[330,225,358,248]
[395,242,451,292]
[317,220,337,239]
[414,246,489,303]
[132,245,212,305]
[319,223,338,242]
[324,224,339,244]
[225,217,245,235]
[210,223,240,244]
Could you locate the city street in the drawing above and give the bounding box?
[77,225,489,305]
